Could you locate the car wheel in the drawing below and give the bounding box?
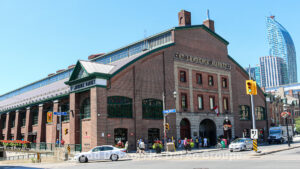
[79,156,88,163]
[110,154,119,161]
[230,150,233,152]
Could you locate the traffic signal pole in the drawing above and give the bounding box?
[162,92,166,151]
[59,106,62,148]
[248,65,256,130]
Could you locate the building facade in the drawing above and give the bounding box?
[0,10,269,151]
[260,56,285,87]
[266,16,297,84]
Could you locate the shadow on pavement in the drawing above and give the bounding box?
[0,166,43,169]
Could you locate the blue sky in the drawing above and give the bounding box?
[0,0,300,95]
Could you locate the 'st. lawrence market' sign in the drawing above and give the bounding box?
[174,52,231,70]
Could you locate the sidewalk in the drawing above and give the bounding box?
[126,147,224,159]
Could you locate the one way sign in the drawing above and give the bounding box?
[251,129,258,139]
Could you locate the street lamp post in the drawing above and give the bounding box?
[283,103,291,147]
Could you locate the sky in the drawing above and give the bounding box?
[0,0,300,95]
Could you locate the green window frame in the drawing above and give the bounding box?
[255,107,265,120]
[1,116,6,129]
[107,96,132,118]
[32,111,39,125]
[142,99,163,119]
[80,98,91,119]
[61,103,70,122]
[240,105,250,120]
[21,113,26,127]
[11,114,15,128]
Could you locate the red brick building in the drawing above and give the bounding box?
[0,10,269,151]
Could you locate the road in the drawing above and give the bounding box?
[1,146,299,169]
[1,137,299,169]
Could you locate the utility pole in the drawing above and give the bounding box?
[162,92,166,151]
[249,65,256,130]
[59,106,62,148]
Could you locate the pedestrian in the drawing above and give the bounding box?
[56,139,59,146]
[195,137,199,149]
[203,137,208,147]
[136,139,140,154]
[184,138,188,153]
[61,139,65,146]
[125,141,129,153]
[139,139,145,154]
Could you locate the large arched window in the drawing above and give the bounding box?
[240,105,250,120]
[61,103,70,122]
[255,106,265,120]
[80,98,90,119]
[107,96,132,118]
[142,99,163,119]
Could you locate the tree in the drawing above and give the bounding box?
[295,117,300,134]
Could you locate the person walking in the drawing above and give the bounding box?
[183,138,188,153]
[125,141,129,153]
[195,137,199,149]
[139,139,145,154]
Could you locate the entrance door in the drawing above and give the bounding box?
[148,128,160,145]
[114,128,128,145]
[199,119,217,146]
[180,118,191,139]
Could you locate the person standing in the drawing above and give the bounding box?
[139,139,145,154]
[195,137,199,149]
[125,141,129,153]
[203,137,208,147]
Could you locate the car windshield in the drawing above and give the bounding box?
[270,130,281,134]
[232,139,245,143]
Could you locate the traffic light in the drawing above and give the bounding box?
[246,80,257,95]
[64,128,68,135]
[47,112,53,123]
[165,123,170,130]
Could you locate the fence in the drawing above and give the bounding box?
[0,143,81,153]
[0,152,54,161]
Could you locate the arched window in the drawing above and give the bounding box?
[80,98,90,119]
[107,96,132,118]
[255,107,265,120]
[142,99,163,119]
[240,105,250,120]
[61,103,70,122]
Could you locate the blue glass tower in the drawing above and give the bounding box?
[266,16,297,84]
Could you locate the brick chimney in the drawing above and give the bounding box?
[178,10,191,26]
[203,10,215,32]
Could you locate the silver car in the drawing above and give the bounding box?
[229,138,253,152]
[74,145,127,163]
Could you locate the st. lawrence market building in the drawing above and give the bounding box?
[0,10,269,152]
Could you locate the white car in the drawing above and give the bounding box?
[229,138,253,152]
[74,145,126,163]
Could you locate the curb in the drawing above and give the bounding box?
[250,145,300,156]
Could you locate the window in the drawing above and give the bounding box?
[1,116,6,129]
[21,113,26,127]
[198,95,203,110]
[255,107,265,120]
[222,78,227,88]
[209,96,215,110]
[180,71,186,82]
[61,103,70,122]
[181,93,188,110]
[80,98,90,119]
[223,98,229,111]
[32,111,39,125]
[11,114,15,128]
[142,99,163,119]
[240,105,250,120]
[107,96,133,118]
[196,73,202,85]
[208,75,214,86]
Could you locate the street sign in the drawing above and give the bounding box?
[163,109,176,114]
[54,112,68,116]
[281,112,291,118]
[251,129,258,139]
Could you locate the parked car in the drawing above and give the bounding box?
[229,138,253,152]
[74,145,126,163]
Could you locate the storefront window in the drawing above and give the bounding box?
[240,105,250,120]
[255,107,265,120]
[142,99,163,119]
[114,128,128,145]
[107,96,132,118]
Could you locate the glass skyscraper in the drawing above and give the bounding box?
[260,56,285,87]
[266,16,297,84]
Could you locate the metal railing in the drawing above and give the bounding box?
[0,143,82,153]
[0,152,54,161]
